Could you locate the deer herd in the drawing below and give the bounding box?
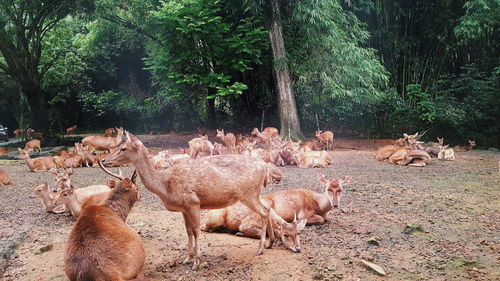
[0,125,477,280]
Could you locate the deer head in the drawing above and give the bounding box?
[251,128,260,136]
[316,173,352,208]
[102,131,144,166]
[216,129,224,138]
[51,168,73,190]
[315,130,323,138]
[468,140,476,148]
[271,210,307,253]
[437,137,444,145]
[33,183,50,197]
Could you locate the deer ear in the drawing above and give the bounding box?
[403,133,408,138]
[50,168,58,175]
[341,176,352,185]
[18,147,22,152]
[316,173,327,183]
[68,168,74,175]
[107,179,117,189]
[296,219,307,232]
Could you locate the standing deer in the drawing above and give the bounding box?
[102,131,276,269]
[24,139,41,153]
[82,127,124,152]
[64,169,144,281]
[216,129,236,153]
[66,125,77,135]
[315,130,334,150]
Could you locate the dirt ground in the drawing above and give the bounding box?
[0,134,499,281]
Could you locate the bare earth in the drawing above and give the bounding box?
[0,135,499,281]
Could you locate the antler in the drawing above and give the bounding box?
[131,169,138,183]
[98,160,124,180]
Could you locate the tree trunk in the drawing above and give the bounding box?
[264,0,304,140]
[205,94,217,129]
[21,82,49,133]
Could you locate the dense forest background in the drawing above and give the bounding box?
[0,0,498,147]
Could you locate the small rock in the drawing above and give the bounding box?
[403,223,425,235]
[199,262,209,269]
[367,237,379,246]
[360,260,386,276]
[34,244,53,255]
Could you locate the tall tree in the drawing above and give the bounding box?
[264,0,303,139]
[0,0,85,132]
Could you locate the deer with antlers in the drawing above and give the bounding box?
[315,130,334,150]
[64,167,144,281]
[101,131,276,269]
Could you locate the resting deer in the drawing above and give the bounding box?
[455,140,476,151]
[55,186,109,218]
[103,127,116,137]
[438,145,455,161]
[376,133,419,161]
[387,134,431,166]
[299,141,323,152]
[0,169,11,186]
[297,151,333,168]
[33,183,64,213]
[201,203,307,253]
[13,129,25,138]
[252,127,279,147]
[102,131,276,269]
[18,148,57,172]
[315,130,334,150]
[24,139,41,153]
[64,169,144,281]
[66,125,77,135]
[425,137,444,156]
[82,127,124,152]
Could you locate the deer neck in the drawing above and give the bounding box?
[40,193,56,211]
[317,191,333,215]
[133,146,169,197]
[66,195,83,217]
[105,194,135,221]
[23,156,35,171]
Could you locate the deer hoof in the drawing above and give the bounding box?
[255,249,263,256]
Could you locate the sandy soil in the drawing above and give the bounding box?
[0,135,499,281]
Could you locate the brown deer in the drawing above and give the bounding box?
[64,169,144,281]
[13,129,25,138]
[102,131,276,269]
[201,203,307,253]
[0,169,11,186]
[252,127,279,146]
[24,139,41,153]
[216,129,236,153]
[315,130,334,150]
[66,125,77,135]
[103,127,116,137]
[297,151,333,168]
[18,148,57,172]
[425,137,444,156]
[376,133,419,161]
[455,140,476,151]
[299,141,323,152]
[33,183,64,213]
[82,127,124,152]
[438,145,455,161]
[188,135,214,158]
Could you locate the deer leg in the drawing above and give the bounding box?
[306,214,325,225]
[181,213,195,265]
[187,208,201,270]
[240,196,274,255]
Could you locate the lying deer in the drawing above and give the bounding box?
[454,140,476,151]
[315,130,334,150]
[24,139,41,153]
[82,127,124,152]
[297,151,333,168]
[102,131,276,269]
[201,203,307,253]
[438,145,455,161]
[0,169,11,186]
[55,186,108,218]
[64,169,144,281]
[216,129,236,153]
[376,133,418,161]
[52,168,110,216]
[425,137,444,156]
[103,127,116,137]
[252,127,279,146]
[13,129,25,138]
[66,125,77,135]
[33,183,64,213]
[299,141,323,152]
[18,148,57,172]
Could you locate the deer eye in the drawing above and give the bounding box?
[120,147,127,152]
[63,193,68,196]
